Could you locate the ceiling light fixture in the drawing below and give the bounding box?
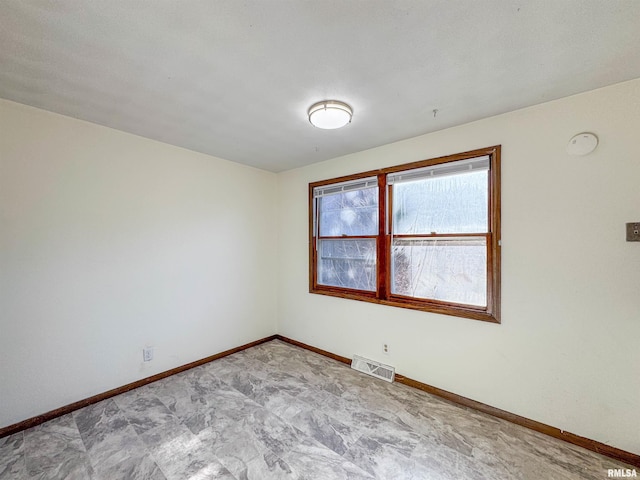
[308,100,352,129]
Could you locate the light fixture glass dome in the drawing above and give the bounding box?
[308,100,352,129]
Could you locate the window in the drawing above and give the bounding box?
[309,146,501,323]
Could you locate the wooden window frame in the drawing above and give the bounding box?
[309,146,501,323]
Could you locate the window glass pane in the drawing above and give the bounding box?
[391,237,486,307]
[319,187,378,236]
[318,239,376,291]
[393,170,488,234]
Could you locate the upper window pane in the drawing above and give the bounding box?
[318,187,378,236]
[393,169,488,234]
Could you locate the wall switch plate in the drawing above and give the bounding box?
[143,346,154,362]
[627,223,640,242]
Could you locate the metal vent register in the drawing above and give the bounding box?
[351,355,395,382]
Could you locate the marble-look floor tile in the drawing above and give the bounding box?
[73,399,147,473]
[1,339,634,480]
[344,435,439,480]
[289,409,360,456]
[296,387,398,440]
[73,399,129,451]
[153,379,208,421]
[261,372,308,396]
[244,409,306,458]
[138,415,194,451]
[200,424,266,477]
[283,438,373,480]
[259,357,331,388]
[411,435,479,479]
[234,450,298,480]
[0,433,27,480]
[253,389,309,423]
[180,368,228,397]
[147,429,233,480]
[92,452,166,480]
[144,375,195,410]
[116,394,177,435]
[23,414,93,480]
[220,371,265,399]
[183,389,262,436]
[230,356,274,381]
[478,424,610,480]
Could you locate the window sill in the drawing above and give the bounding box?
[309,287,500,324]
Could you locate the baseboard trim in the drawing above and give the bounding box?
[0,335,277,439]
[3,334,637,468]
[276,335,352,365]
[275,334,640,468]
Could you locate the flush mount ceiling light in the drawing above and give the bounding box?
[308,100,352,129]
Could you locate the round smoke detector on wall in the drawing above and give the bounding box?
[566,132,598,156]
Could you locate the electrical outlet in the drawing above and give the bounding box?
[143,346,154,362]
[627,223,640,242]
[382,343,390,355]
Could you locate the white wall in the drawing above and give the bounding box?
[2,79,639,455]
[277,79,640,455]
[0,99,278,428]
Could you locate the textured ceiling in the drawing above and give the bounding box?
[2,1,640,172]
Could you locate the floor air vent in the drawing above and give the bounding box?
[351,355,395,383]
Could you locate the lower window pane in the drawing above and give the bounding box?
[318,239,376,291]
[392,237,486,307]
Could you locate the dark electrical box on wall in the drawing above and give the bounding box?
[627,223,640,242]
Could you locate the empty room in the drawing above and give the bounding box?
[1,1,639,479]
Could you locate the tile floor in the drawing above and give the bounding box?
[0,339,633,479]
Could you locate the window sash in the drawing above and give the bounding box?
[316,237,377,292]
[390,235,488,307]
[387,156,489,185]
[313,176,378,198]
